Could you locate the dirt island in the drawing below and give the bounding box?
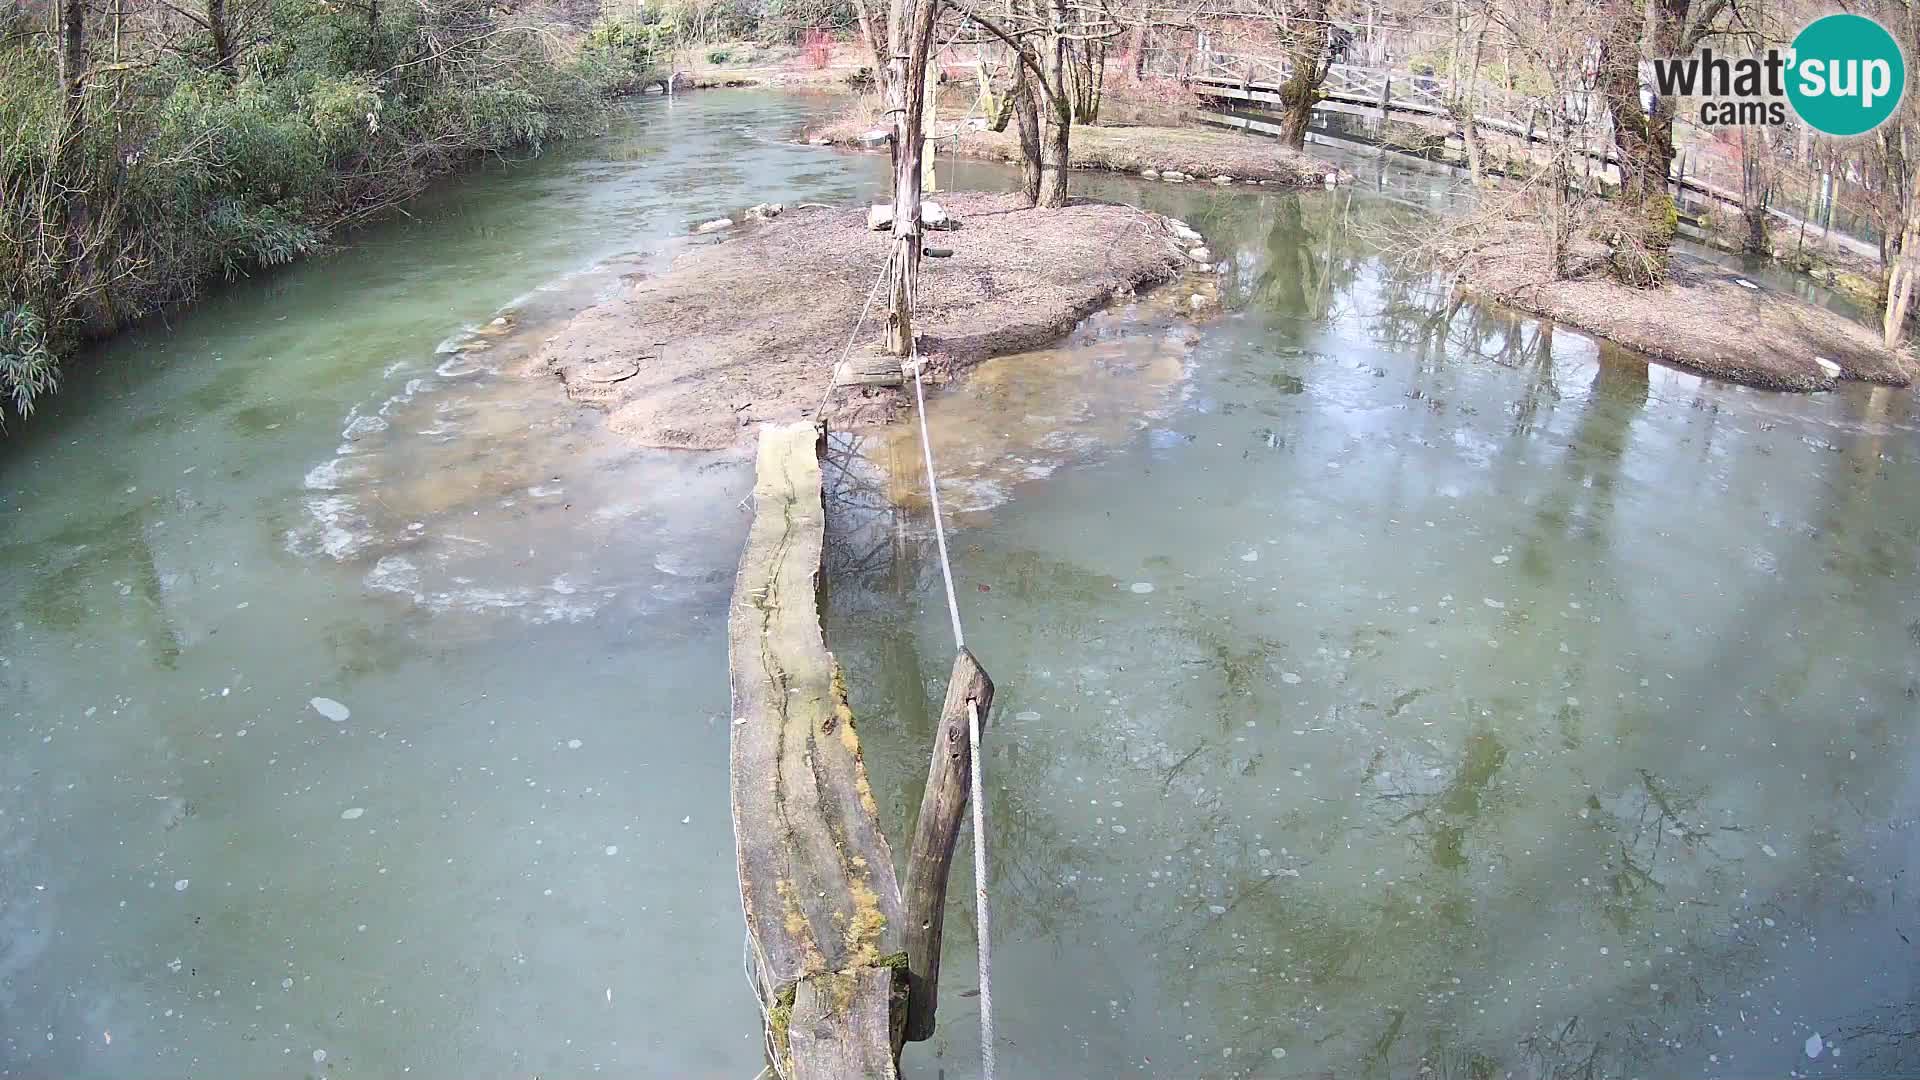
[534,192,1211,449]
[1448,223,1917,392]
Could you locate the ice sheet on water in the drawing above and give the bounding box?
[310,697,351,723]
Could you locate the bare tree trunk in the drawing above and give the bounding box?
[1276,0,1332,150]
[1885,203,1920,346]
[1597,0,1648,204]
[207,0,236,74]
[884,0,939,355]
[1035,0,1071,207]
[1740,126,1771,255]
[1011,59,1042,205]
[851,0,888,73]
[1458,16,1486,185]
[58,0,86,106]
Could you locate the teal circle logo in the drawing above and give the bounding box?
[1787,14,1906,136]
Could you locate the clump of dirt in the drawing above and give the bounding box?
[1449,224,1915,391]
[807,107,1341,188]
[535,192,1197,449]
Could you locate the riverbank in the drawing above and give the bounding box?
[676,40,873,91]
[0,5,663,427]
[806,107,1343,188]
[1450,225,1915,391]
[534,192,1201,449]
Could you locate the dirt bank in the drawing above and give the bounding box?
[807,107,1342,189]
[534,192,1202,449]
[669,40,875,91]
[1451,225,1915,391]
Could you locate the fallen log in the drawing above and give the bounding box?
[729,423,908,1079]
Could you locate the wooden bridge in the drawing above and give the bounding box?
[1175,44,1590,139]
[1167,46,1878,259]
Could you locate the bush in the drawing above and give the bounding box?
[706,47,733,64]
[0,306,56,424]
[0,0,664,426]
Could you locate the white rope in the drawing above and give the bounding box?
[967,697,995,1080]
[905,334,992,1079]
[907,347,966,652]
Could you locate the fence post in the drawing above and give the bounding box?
[901,648,996,1042]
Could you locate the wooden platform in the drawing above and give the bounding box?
[729,422,908,1079]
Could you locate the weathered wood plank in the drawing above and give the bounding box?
[729,422,907,1079]
[787,968,906,1080]
[901,648,995,1042]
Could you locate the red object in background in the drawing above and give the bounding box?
[802,28,832,70]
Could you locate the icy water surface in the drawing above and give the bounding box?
[4,89,1915,1080]
[0,90,888,1078]
[830,170,1920,1078]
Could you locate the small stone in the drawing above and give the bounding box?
[1281,672,1302,685]
[313,1049,327,1064]
[1213,174,1233,185]
[567,738,583,749]
[309,697,350,723]
[867,204,893,231]
[1813,356,1842,377]
[340,807,364,821]
[605,845,620,856]
[1189,294,1212,312]
[173,879,189,892]
[1140,168,1160,179]
[694,217,734,234]
[1188,246,1213,263]
[1129,582,1155,594]
[1806,1033,1824,1059]
[1162,171,1187,182]
[681,815,692,824]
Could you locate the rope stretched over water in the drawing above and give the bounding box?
[906,324,994,1080]
[907,340,966,652]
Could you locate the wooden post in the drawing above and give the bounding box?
[1377,74,1391,121]
[923,73,938,193]
[901,648,995,1042]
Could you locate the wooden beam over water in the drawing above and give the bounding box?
[729,422,907,1080]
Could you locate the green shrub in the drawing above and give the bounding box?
[0,0,665,427]
[0,307,56,424]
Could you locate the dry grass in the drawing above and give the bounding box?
[535,193,1192,449]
